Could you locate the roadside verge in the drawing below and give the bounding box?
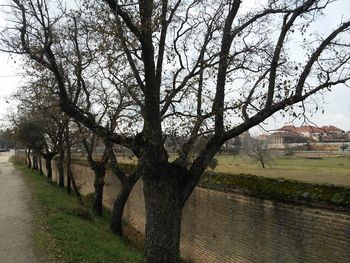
[13,161,143,263]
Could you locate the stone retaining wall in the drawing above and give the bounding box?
[27,156,350,262]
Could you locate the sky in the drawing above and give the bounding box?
[250,0,350,134]
[0,54,20,123]
[0,0,350,134]
[0,10,21,126]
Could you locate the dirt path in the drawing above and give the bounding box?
[0,152,38,263]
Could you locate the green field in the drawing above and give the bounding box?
[213,155,350,187]
[115,154,350,187]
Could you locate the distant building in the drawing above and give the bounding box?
[267,124,348,149]
[268,132,307,144]
[277,125,322,140]
[321,125,344,134]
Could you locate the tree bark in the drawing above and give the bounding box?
[104,138,141,236]
[43,153,55,181]
[57,147,65,188]
[92,165,106,216]
[110,178,138,236]
[143,166,182,263]
[67,165,72,194]
[67,167,73,194]
[261,161,265,168]
[66,140,72,194]
[33,152,38,171]
[26,149,32,169]
[39,155,43,175]
[46,157,52,180]
[70,171,84,205]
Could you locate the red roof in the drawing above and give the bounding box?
[298,125,323,133]
[277,125,343,135]
[321,125,344,133]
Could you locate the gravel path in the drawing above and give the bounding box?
[0,153,37,263]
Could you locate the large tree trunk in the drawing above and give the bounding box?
[57,147,65,188]
[92,165,106,216]
[143,167,182,263]
[110,178,138,236]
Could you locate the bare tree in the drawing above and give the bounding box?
[243,138,272,168]
[2,0,350,262]
[64,120,84,204]
[11,115,45,169]
[11,76,66,179]
[9,72,84,203]
[76,122,110,216]
[3,1,141,235]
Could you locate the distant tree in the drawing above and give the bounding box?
[242,137,272,168]
[9,77,84,202]
[0,129,15,149]
[249,140,272,168]
[10,79,64,181]
[232,137,242,155]
[340,143,349,152]
[13,117,45,169]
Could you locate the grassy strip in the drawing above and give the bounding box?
[71,158,350,209]
[13,161,143,263]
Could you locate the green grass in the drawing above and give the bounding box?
[213,155,350,186]
[203,155,350,208]
[70,155,350,208]
[72,156,350,208]
[100,154,350,186]
[13,162,143,263]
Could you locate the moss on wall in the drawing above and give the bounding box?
[199,172,350,209]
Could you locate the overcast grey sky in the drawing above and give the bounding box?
[251,0,350,134]
[0,0,350,133]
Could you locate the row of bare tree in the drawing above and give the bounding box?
[1,0,350,261]
[8,84,137,232]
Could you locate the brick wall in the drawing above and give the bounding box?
[46,161,350,263]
